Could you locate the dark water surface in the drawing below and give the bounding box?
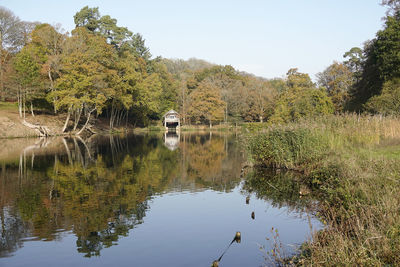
[0,133,321,267]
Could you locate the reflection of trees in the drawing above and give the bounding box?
[180,132,244,191]
[243,168,317,212]
[46,135,180,257]
[0,132,245,257]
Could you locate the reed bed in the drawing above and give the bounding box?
[248,114,400,266]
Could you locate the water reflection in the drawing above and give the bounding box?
[0,133,322,266]
[0,133,244,258]
[242,168,318,213]
[164,131,180,151]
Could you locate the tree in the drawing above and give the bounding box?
[381,0,400,14]
[151,61,178,115]
[286,68,315,89]
[107,52,139,129]
[188,65,245,123]
[317,62,353,112]
[0,6,24,100]
[349,10,400,110]
[134,72,163,121]
[187,80,225,127]
[270,69,334,123]
[74,6,134,51]
[53,27,116,134]
[228,83,249,124]
[343,47,364,82]
[269,78,287,93]
[13,44,44,117]
[73,6,100,32]
[30,23,65,113]
[365,78,400,114]
[122,33,151,61]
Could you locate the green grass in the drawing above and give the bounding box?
[247,114,400,266]
[0,101,18,111]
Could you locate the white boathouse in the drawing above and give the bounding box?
[163,110,180,130]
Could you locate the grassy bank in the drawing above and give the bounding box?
[248,114,400,266]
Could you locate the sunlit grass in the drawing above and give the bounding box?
[0,101,18,110]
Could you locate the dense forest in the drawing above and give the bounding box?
[0,1,399,133]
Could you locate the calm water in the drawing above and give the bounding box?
[0,132,321,267]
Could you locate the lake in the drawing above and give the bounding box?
[0,132,322,267]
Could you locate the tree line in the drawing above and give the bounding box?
[0,2,399,133]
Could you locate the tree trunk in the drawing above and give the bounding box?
[22,119,49,136]
[30,102,35,117]
[110,103,115,129]
[225,103,228,124]
[0,37,4,102]
[48,68,57,114]
[76,108,95,135]
[73,106,82,131]
[61,107,71,133]
[115,109,121,127]
[0,60,3,102]
[23,92,26,119]
[18,88,22,118]
[260,116,263,123]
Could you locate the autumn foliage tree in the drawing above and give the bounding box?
[52,27,115,133]
[187,81,225,127]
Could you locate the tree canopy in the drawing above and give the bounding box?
[1,2,399,132]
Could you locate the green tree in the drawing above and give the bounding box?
[350,10,400,110]
[365,78,400,114]
[343,47,364,80]
[13,44,45,117]
[270,69,334,123]
[122,33,151,61]
[107,52,139,129]
[151,61,178,115]
[73,6,100,32]
[317,62,353,112]
[73,6,139,54]
[53,27,116,134]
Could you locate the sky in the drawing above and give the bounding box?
[0,0,387,79]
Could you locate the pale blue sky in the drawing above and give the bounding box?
[0,0,387,79]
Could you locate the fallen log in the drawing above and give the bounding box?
[21,119,51,137]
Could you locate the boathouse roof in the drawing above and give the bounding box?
[163,110,179,117]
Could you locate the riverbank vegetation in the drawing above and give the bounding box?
[248,115,400,265]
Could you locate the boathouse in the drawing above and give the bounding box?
[163,110,180,130]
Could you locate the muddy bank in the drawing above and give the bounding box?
[0,109,66,138]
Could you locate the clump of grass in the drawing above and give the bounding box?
[249,127,329,171]
[148,126,162,131]
[248,114,400,266]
